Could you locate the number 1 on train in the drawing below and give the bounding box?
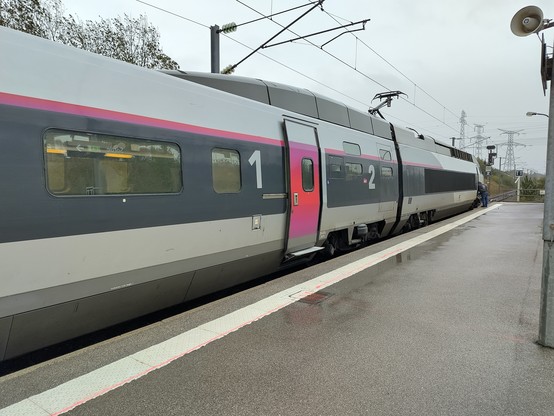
[249,150,262,189]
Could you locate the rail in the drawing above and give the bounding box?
[490,189,544,203]
[491,190,517,202]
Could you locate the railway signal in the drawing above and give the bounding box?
[486,145,497,166]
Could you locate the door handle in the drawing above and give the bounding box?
[293,192,299,206]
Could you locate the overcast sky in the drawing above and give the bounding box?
[65,0,552,173]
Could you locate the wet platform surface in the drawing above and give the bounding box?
[1,203,553,415]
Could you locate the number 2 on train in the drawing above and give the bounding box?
[368,164,376,190]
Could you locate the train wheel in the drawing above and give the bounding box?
[324,241,336,257]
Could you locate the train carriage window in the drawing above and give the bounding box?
[342,142,361,156]
[302,158,314,191]
[381,166,393,177]
[379,149,392,161]
[43,129,182,196]
[212,148,241,193]
[345,162,363,181]
[328,155,344,179]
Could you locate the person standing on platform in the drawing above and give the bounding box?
[478,182,489,207]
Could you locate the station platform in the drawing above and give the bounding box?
[1,202,553,416]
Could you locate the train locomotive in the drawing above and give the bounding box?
[0,27,480,361]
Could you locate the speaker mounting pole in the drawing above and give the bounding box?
[511,5,554,348]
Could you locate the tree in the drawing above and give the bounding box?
[520,175,542,202]
[0,0,49,37]
[78,14,179,69]
[0,0,179,69]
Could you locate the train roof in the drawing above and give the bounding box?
[161,70,474,163]
[161,70,390,139]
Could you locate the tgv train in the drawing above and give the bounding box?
[0,27,480,361]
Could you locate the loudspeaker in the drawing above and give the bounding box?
[510,5,544,36]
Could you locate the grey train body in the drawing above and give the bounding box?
[0,27,480,361]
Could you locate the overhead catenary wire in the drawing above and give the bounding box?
[321,8,461,122]
[236,0,390,90]
[136,0,371,110]
[136,0,208,29]
[235,1,459,135]
[137,0,460,137]
[223,0,325,74]
[227,2,316,31]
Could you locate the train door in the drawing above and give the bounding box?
[377,144,398,213]
[283,119,321,256]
